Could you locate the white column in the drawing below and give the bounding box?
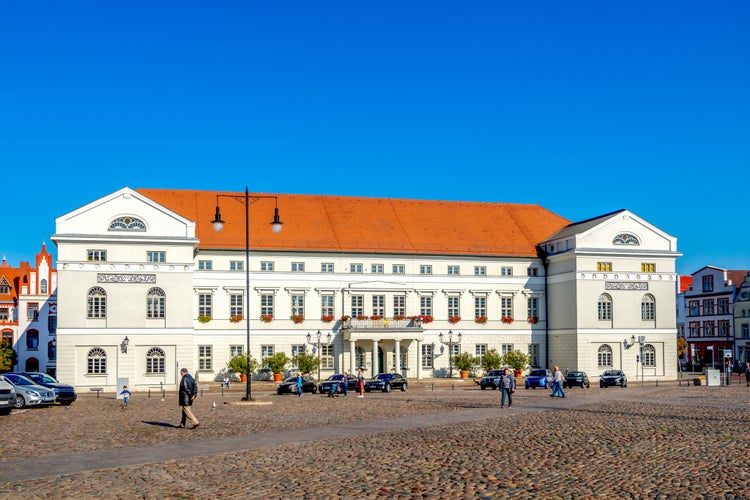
[416,339,422,380]
[372,340,379,376]
[349,339,356,373]
[395,339,401,374]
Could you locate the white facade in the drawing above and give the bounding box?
[52,189,681,390]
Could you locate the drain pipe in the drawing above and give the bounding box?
[536,245,550,370]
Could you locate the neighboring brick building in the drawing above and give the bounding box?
[0,244,58,375]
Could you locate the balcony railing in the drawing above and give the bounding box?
[343,318,422,329]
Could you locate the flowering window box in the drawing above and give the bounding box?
[260,315,274,323]
[230,315,243,323]
[420,315,434,324]
[528,316,539,324]
[340,315,351,321]
[448,316,461,324]
[393,315,405,320]
[370,315,383,320]
[198,315,212,324]
[501,316,514,324]
[356,315,368,320]
[321,315,334,323]
[291,315,305,324]
[475,316,488,324]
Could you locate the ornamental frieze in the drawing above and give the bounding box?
[97,273,156,284]
[605,282,648,290]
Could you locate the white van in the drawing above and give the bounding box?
[0,377,16,415]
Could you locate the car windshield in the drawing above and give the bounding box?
[487,370,503,376]
[4,374,35,385]
[327,375,344,381]
[375,374,390,380]
[29,373,58,384]
[530,370,547,376]
[568,372,583,377]
[283,377,300,383]
[603,371,620,376]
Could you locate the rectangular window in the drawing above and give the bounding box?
[261,261,275,272]
[372,295,385,317]
[641,263,656,273]
[87,250,107,261]
[527,267,538,277]
[689,321,700,337]
[597,262,612,272]
[393,296,405,317]
[717,298,730,315]
[475,344,487,365]
[198,260,213,270]
[261,345,275,366]
[742,324,749,338]
[448,265,460,275]
[718,320,731,337]
[474,266,486,276]
[0,307,8,321]
[702,275,714,292]
[291,344,305,358]
[351,295,364,318]
[501,296,513,319]
[501,343,514,355]
[321,295,334,317]
[230,261,244,271]
[198,345,212,371]
[27,303,39,321]
[0,284,10,294]
[321,263,334,273]
[147,251,166,263]
[198,294,212,318]
[291,295,305,317]
[703,321,714,337]
[420,296,433,317]
[371,264,384,274]
[230,294,243,317]
[420,265,432,275]
[421,344,434,369]
[392,264,405,274]
[447,296,460,318]
[500,266,513,276]
[688,301,699,317]
[321,345,334,369]
[230,345,244,357]
[291,262,305,272]
[528,344,540,367]
[1,330,12,345]
[260,294,274,317]
[475,296,487,319]
[350,263,363,273]
[528,297,539,320]
[48,315,57,334]
[703,299,714,315]
[449,344,460,357]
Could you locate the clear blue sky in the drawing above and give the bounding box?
[1,1,748,275]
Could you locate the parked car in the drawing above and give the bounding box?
[277,375,318,395]
[563,371,590,389]
[0,377,15,415]
[17,372,77,405]
[318,374,358,394]
[364,373,408,393]
[525,369,552,389]
[479,369,506,390]
[0,373,56,408]
[600,370,627,388]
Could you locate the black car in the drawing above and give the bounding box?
[563,371,590,389]
[599,370,627,388]
[18,372,77,405]
[318,374,358,394]
[479,369,506,390]
[364,373,407,393]
[277,375,318,395]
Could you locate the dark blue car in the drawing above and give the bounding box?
[524,369,552,389]
[364,373,408,393]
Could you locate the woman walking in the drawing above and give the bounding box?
[499,367,516,408]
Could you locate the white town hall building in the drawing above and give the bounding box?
[52,187,680,391]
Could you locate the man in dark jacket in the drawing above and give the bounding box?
[499,367,516,409]
[178,368,199,429]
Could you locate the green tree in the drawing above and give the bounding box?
[292,352,320,375]
[264,352,290,374]
[452,352,477,371]
[0,344,17,372]
[502,350,531,371]
[676,337,687,359]
[481,348,503,371]
[227,353,259,376]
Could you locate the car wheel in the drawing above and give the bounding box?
[384,383,391,393]
[401,383,407,392]
[277,389,283,395]
[480,385,486,390]
[600,384,605,389]
[0,408,11,416]
[60,401,73,406]
[15,395,26,409]
[586,383,590,388]
[364,388,371,393]
[312,387,317,394]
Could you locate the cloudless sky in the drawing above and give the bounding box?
[1,1,748,275]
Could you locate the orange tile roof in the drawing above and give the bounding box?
[138,189,571,257]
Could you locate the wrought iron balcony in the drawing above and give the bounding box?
[342,317,422,330]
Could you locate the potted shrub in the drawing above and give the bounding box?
[503,350,531,377]
[264,352,290,382]
[292,352,319,376]
[227,353,258,383]
[481,348,503,372]
[453,352,477,379]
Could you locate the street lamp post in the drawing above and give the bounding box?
[307,330,331,381]
[438,330,462,379]
[623,334,645,387]
[211,187,283,401]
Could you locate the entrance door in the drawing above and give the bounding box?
[377,347,384,374]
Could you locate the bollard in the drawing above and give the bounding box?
[656,379,659,387]
[431,383,434,391]
[148,388,151,399]
[451,383,455,391]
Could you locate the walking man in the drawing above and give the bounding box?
[178,368,199,429]
[499,367,516,408]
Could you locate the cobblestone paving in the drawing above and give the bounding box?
[0,381,748,499]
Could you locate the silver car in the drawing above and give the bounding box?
[0,374,56,408]
[0,377,15,415]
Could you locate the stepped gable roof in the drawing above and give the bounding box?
[137,189,570,257]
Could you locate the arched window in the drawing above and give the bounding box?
[641,294,655,321]
[1,330,12,345]
[597,294,612,321]
[146,288,166,319]
[40,279,48,294]
[26,329,39,350]
[598,344,612,367]
[87,287,107,319]
[146,347,166,374]
[643,344,656,367]
[25,357,39,372]
[613,233,640,245]
[87,347,107,374]
[108,216,146,231]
